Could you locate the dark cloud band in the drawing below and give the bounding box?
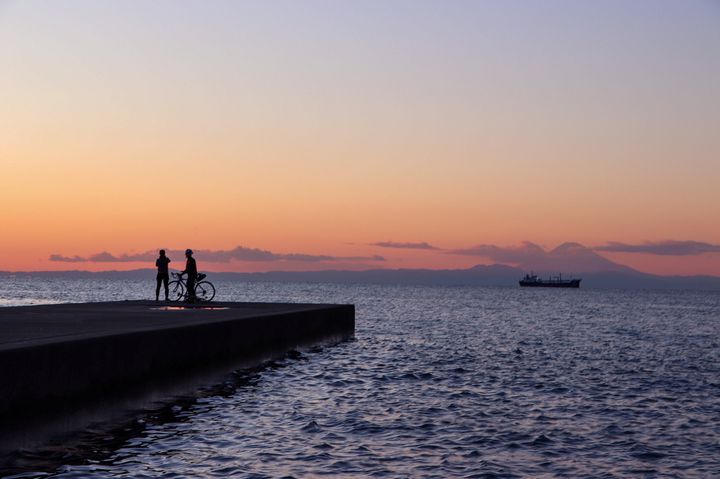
[50,246,385,263]
[370,241,440,250]
[446,241,545,262]
[594,241,720,256]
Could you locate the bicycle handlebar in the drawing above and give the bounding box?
[171,272,207,278]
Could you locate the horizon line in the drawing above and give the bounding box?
[2,266,720,279]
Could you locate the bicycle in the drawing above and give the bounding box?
[168,272,216,302]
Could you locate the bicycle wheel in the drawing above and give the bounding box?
[194,281,215,302]
[168,280,186,302]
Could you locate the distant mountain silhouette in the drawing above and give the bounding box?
[541,242,635,273]
[485,241,635,274]
[3,264,719,290]
[448,241,636,274]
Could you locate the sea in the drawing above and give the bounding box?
[1,277,719,478]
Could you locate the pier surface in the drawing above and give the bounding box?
[0,301,354,421]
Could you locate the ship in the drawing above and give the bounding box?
[519,272,581,288]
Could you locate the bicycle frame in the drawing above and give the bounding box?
[169,272,216,302]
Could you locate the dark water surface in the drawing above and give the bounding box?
[1,278,719,478]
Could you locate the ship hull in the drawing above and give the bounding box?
[519,279,581,288]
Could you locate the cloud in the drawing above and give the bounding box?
[594,240,720,256]
[49,246,386,264]
[51,251,159,262]
[49,254,87,263]
[447,241,546,262]
[370,241,440,250]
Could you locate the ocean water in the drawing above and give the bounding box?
[1,277,719,478]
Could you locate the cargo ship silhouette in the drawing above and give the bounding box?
[519,273,581,288]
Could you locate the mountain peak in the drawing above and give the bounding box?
[522,242,635,274]
[550,242,586,252]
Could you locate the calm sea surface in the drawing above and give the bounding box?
[1,277,719,478]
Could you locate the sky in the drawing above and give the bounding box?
[1,0,719,275]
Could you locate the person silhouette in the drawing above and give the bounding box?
[155,249,171,301]
[181,248,198,302]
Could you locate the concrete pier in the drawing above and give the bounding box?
[0,301,354,423]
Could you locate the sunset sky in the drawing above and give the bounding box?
[1,1,719,275]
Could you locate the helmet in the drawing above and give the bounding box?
[185,249,193,255]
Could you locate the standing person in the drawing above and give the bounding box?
[181,248,197,302]
[155,249,171,301]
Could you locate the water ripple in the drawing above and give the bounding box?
[1,282,719,478]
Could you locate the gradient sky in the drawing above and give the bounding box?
[1,0,719,275]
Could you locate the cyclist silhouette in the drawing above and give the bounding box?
[155,249,171,301]
[181,249,198,302]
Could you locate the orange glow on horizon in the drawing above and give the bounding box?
[1,2,718,276]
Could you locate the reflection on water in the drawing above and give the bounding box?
[1,278,719,477]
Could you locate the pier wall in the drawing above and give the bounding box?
[0,302,354,423]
